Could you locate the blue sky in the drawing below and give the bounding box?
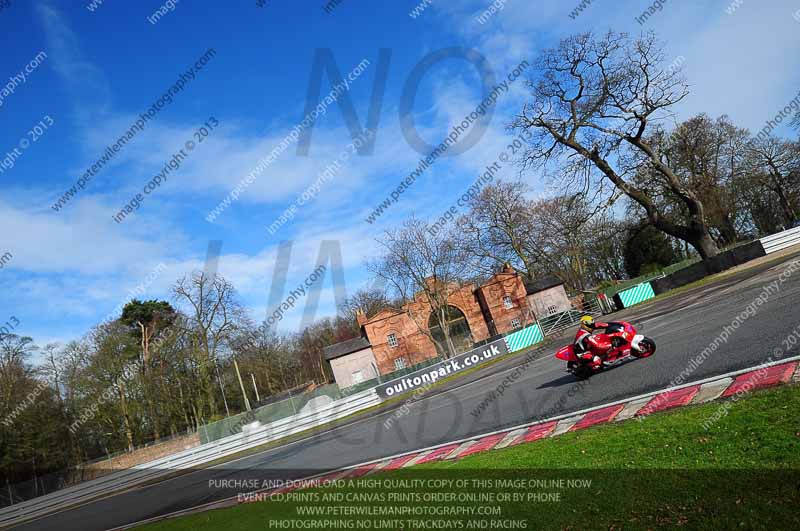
[1,0,799,357]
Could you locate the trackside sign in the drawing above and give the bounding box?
[375,338,509,399]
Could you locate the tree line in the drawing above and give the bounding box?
[0,271,389,502]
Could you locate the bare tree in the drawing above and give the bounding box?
[513,31,721,258]
[0,334,37,418]
[745,136,799,226]
[531,195,605,290]
[589,216,629,281]
[172,271,245,418]
[458,181,625,290]
[39,343,64,406]
[232,327,296,397]
[369,219,471,358]
[657,114,750,246]
[457,181,542,278]
[341,288,397,323]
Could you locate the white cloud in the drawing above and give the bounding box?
[36,2,111,117]
[0,196,174,275]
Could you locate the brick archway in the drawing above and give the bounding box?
[428,305,472,356]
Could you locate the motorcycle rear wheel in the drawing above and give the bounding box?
[573,364,594,380]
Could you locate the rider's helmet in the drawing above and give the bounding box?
[580,315,595,331]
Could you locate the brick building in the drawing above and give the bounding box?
[324,265,570,388]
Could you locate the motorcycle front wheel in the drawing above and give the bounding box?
[631,337,656,358]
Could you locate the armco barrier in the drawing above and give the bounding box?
[0,389,381,529]
[651,240,767,295]
[707,240,767,274]
[650,260,712,295]
[760,226,800,254]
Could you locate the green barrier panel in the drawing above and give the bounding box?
[504,324,544,353]
[618,282,656,308]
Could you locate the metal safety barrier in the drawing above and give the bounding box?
[760,226,800,254]
[0,389,382,529]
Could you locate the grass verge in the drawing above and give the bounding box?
[139,382,800,530]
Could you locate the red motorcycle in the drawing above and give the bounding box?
[555,321,656,379]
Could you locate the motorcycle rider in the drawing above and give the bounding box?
[574,316,609,369]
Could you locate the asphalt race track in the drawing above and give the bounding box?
[16,251,800,531]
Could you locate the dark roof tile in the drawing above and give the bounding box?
[524,275,565,295]
[323,336,372,361]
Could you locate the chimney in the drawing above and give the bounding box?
[356,309,367,327]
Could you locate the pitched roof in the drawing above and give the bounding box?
[523,275,565,295]
[323,336,372,361]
